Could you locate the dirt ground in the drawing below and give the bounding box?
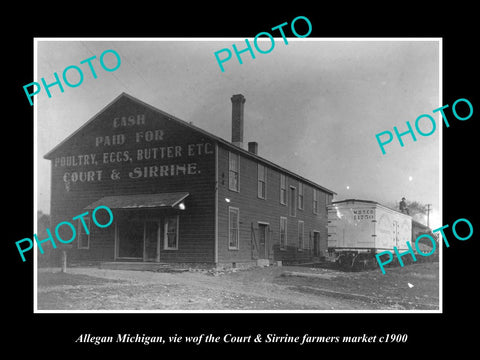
[36,262,439,311]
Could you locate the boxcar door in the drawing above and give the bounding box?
[313,231,321,257]
[393,220,399,247]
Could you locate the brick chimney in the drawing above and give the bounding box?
[231,94,245,148]
[248,141,258,155]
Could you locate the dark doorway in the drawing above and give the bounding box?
[144,221,160,261]
[258,223,269,259]
[117,219,144,259]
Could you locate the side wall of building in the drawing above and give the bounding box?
[216,145,332,266]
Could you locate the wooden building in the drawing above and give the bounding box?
[44,93,336,268]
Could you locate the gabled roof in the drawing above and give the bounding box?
[44,92,336,195]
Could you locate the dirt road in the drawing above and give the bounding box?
[36,262,439,311]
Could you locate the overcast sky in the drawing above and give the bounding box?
[35,39,441,227]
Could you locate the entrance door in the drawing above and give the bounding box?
[117,219,144,259]
[393,220,399,247]
[258,223,269,259]
[144,221,160,262]
[313,231,320,257]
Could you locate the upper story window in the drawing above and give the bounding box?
[289,186,297,217]
[313,189,319,214]
[257,164,266,199]
[280,174,287,205]
[298,182,304,210]
[229,152,240,192]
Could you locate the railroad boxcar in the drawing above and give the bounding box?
[327,199,413,269]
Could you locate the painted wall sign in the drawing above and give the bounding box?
[54,114,214,191]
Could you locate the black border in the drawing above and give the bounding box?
[7,6,478,354]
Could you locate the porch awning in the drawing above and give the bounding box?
[84,192,189,210]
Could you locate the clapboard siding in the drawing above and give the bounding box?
[46,93,334,267]
[47,95,216,264]
[216,145,331,265]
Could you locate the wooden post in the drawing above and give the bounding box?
[61,250,67,273]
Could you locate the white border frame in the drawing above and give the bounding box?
[33,37,442,314]
[280,173,287,205]
[289,185,297,217]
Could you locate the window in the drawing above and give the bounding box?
[298,220,304,250]
[229,152,240,191]
[77,216,90,249]
[164,216,179,250]
[298,182,304,210]
[313,189,319,214]
[229,207,240,249]
[257,164,266,199]
[289,186,296,217]
[280,217,287,250]
[280,174,287,205]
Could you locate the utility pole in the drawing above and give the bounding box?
[426,204,432,228]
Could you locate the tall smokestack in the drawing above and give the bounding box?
[248,141,258,155]
[231,94,245,148]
